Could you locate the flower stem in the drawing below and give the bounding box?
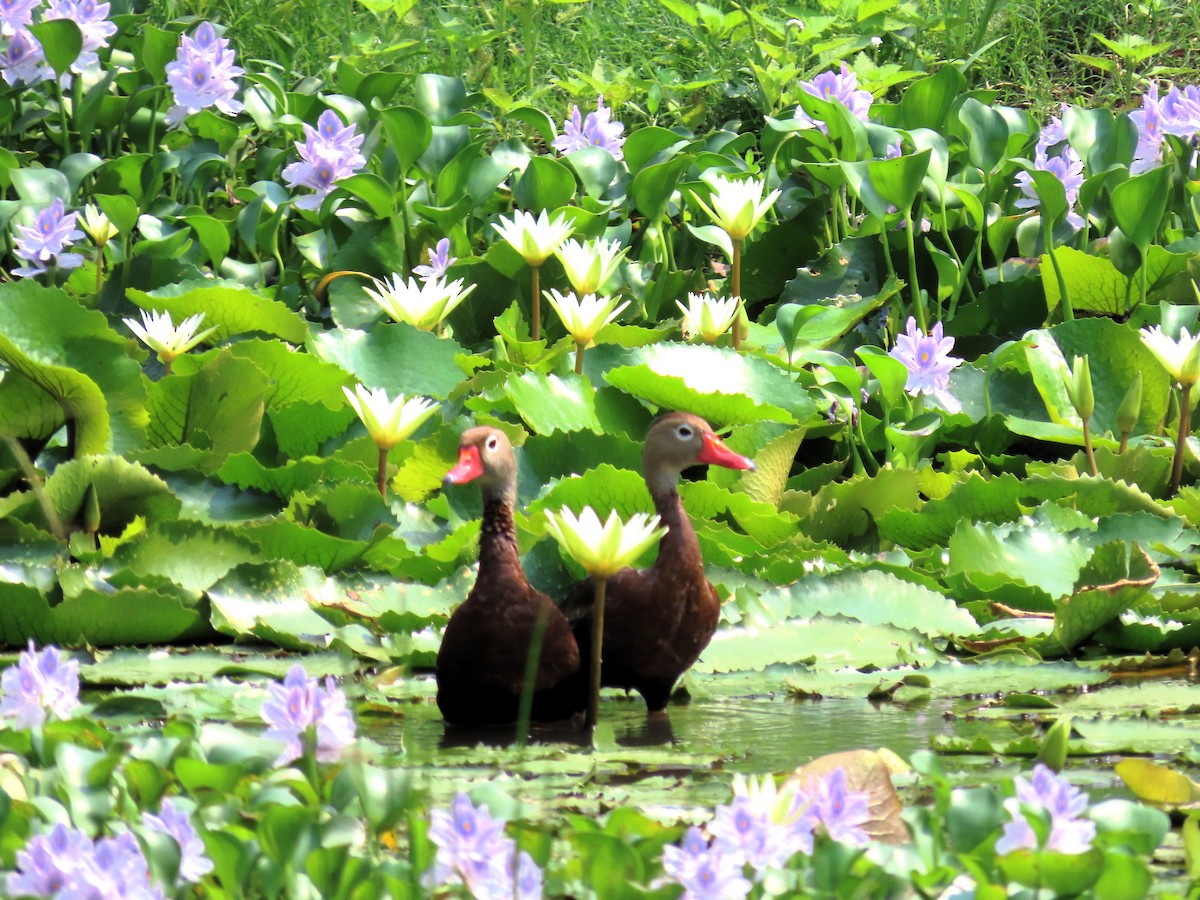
[574,341,585,375]
[731,236,743,351]
[1081,417,1099,477]
[905,206,926,332]
[515,600,549,748]
[587,578,608,732]
[1042,216,1073,321]
[531,264,542,342]
[376,446,388,500]
[1171,383,1192,495]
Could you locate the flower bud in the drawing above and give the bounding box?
[1063,355,1094,421]
[1116,371,1143,437]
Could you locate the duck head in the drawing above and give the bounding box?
[644,412,755,495]
[443,426,518,504]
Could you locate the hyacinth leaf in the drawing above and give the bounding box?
[564,147,618,200]
[28,19,82,80]
[514,156,577,212]
[413,73,466,125]
[1111,165,1172,256]
[0,581,210,647]
[179,213,232,270]
[144,351,267,474]
[377,105,432,172]
[630,156,692,222]
[896,65,967,131]
[999,848,1105,895]
[857,345,910,408]
[862,149,932,215]
[337,173,396,218]
[1062,106,1137,173]
[127,281,307,343]
[310,323,467,400]
[955,97,1011,172]
[1023,167,1069,230]
[621,125,684,171]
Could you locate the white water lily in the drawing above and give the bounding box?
[555,237,627,296]
[123,309,218,370]
[544,289,629,345]
[1140,325,1200,387]
[80,204,118,246]
[691,173,780,242]
[342,384,439,449]
[677,292,741,344]
[543,506,667,579]
[364,274,475,331]
[492,209,575,266]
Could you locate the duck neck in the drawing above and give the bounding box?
[478,491,527,587]
[649,479,702,573]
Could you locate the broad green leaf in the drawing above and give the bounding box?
[956,97,1011,172]
[310,323,469,400]
[128,280,307,343]
[503,371,602,435]
[378,105,432,172]
[114,520,259,593]
[1111,164,1172,255]
[217,454,371,498]
[28,19,81,78]
[413,73,466,125]
[208,561,342,647]
[1044,543,1158,654]
[513,157,577,212]
[0,281,146,455]
[804,468,922,547]
[948,517,1096,603]
[239,520,370,574]
[897,65,965,131]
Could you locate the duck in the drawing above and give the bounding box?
[565,412,755,713]
[437,426,584,726]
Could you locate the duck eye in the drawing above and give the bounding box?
[676,425,694,439]
[485,436,500,451]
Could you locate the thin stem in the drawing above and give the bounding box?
[905,205,926,331]
[574,341,585,375]
[531,264,541,341]
[1043,217,1073,321]
[514,601,549,749]
[731,236,743,351]
[1171,383,1192,495]
[52,78,71,157]
[586,577,608,732]
[1119,431,1129,454]
[1081,417,1099,476]
[376,446,388,499]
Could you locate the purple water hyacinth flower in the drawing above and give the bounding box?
[43,0,117,72]
[282,109,366,210]
[795,62,873,132]
[164,21,244,128]
[470,847,544,900]
[143,798,214,884]
[413,237,456,282]
[6,823,92,897]
[710,795,798,872]
[1160,83,1200,139]
[889,316,963,413]
[260,664,356,766]
[0,0,40,37]
[661,826,711,884]
[1130,82,1166,174]
[996,764,1097,855]
[0,29,54,87]
[425,793,532,898]
[1036,105,1068,154]
[808,767,870,846]
[552,94,625,160]
[671,842,752,900]
[1014,144,1086,231]
[0,640,81,727]
[12,199,86,277]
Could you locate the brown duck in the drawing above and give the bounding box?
[566,412,755,713]
[437,427,584,726]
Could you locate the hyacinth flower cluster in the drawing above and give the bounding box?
[1129,81,1200,173]
[794,62,874,131]
[165,21,243,128]
[0,640,80,728]
[43,0,117,74]
[1013,108,1086,231]
[0,27,51,86]
[259,664,356,766]
[552,94,625,160]
[283,109,367,210]
[660,768,870,898]
[424,793,544,900]
[10,198,85,278]
[7,798,211,898]
[995,764,1096,855]
[889,316,964,414]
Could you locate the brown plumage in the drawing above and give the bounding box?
[436,427,584,726]
[565,412,755,712]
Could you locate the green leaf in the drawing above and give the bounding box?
[503,371,602,435]
[128,280,307,343]
[605,343,817,426]
[310,323,468,400]
[28,19,82,79]
[179,213,231,270]
[412,73,466,125]
[1111,164,1172,255]
[564,146,617,199]
[208,561,341,647]
[956,97,1012,172]
[114,520,259,593]
[0,281,146,455]
[804,468,922,547]
[948,518,1096,603]
[513,157,577,212]
[897,65,966,131]
[630,156,692,223]
[378,105,432,172]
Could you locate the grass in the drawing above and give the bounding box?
[146,0,1200,126]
